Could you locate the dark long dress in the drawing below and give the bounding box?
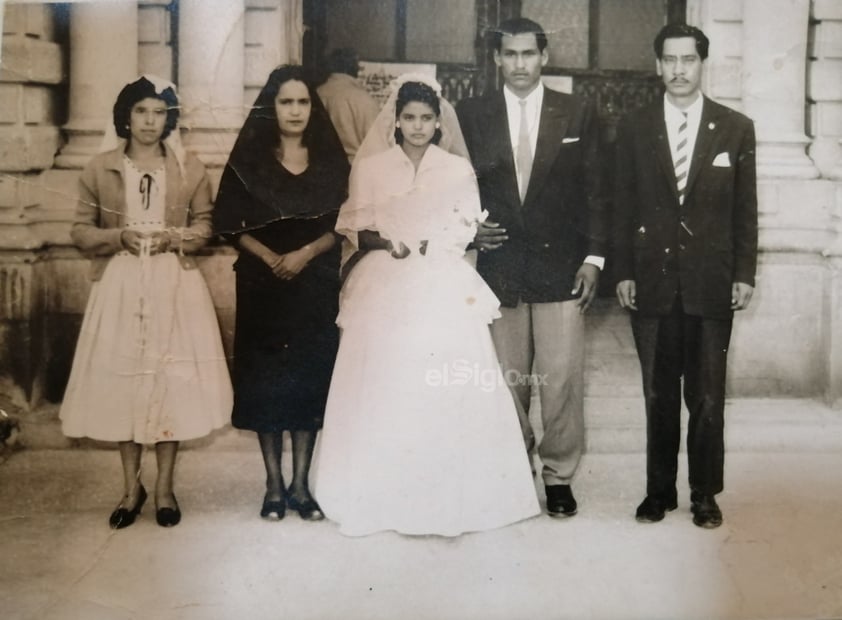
[218,164,343,432]
[213,67,349,433]
[233,217,339,432]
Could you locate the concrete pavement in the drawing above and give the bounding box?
[2,398,842,620]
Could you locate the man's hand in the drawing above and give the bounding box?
[616,280,637,311]
[572,263,600,314]
[731,282,754,311]
[474,220,508,253]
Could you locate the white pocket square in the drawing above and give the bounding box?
[712,152,731,167]
[562,137,580,143]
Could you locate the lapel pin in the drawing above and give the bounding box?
[708,122,716,130]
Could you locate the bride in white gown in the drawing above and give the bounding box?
[314,75,539,536]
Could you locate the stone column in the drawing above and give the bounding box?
[244,0,304,107]
[54,2,138,169]
[741,0,819,179]
[177,0,245,167]
[834,142,842,181]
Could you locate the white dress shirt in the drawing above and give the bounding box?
[503,83,543,198]
[502,83,604,272]
[664,93,703,168]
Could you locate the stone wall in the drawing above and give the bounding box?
[0,0,841,414]
[810,1,842,406]
[0,3,66,410]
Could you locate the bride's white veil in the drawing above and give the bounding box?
[354,73,469,163]
[337,74,470,269]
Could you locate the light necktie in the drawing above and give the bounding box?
[674,111,689,204]
[517,99,533,203]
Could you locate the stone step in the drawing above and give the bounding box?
[584,396,842,453]
[12,397,842,456]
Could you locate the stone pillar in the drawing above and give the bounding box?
[0,2,66,411]
[244,0,304,107]
[741,0,819,179]
[54,2,138,169]
[177,0,245,167]
[807,1,842,179]
[138,0,175,80]
[823,184,842,407]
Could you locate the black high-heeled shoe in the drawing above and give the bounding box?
[109,485,147,529]
[287,494,324,521]
[156,495,181,527]
[260,494,286,521]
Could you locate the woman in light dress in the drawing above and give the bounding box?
[60,76,232,528]
[314,76,540,536]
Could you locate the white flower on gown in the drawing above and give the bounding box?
[314,145,540,536]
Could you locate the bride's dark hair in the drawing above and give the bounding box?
[394,81,442,146]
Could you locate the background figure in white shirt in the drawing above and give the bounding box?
[317,48,380,163]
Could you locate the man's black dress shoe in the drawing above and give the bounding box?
[635,494,678,523]
[109,485,147,529]
[690,493,723,529]
[545,484,577,517]
[287,495,325,521]
[156,495,181,527]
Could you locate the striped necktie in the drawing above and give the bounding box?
[674,112,689,204]
[517,99,533,203]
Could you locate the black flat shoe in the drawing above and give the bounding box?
[691,493,723,529]
[109,485,147,530]
[156,495,181,527]
[545,484,577,517]
[287,495,324,521]
[635,494,678,523]
[260,495,286,521]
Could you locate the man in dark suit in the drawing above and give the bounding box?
[457,18,607,517]
[613,23,757,528]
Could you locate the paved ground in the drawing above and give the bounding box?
[2,399,842,620]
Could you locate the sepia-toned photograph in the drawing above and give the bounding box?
[0,0,841,618]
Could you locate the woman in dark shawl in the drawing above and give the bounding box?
[214,65,350,521]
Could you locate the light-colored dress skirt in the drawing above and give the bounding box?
[60,252,232,443]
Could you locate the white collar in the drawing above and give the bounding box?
[504,82,544,108]
[664,92,703,122]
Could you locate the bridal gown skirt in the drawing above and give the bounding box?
[314,251,540,536]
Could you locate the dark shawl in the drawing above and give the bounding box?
[214,65,350,235]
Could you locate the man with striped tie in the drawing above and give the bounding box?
[612,23,757,528]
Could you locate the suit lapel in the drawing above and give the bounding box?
[649,104,680,204]
[524,90,569,207]
[683,97,721,199]
[485,93,522,210]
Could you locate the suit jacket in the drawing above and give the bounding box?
[72,143,214,281]
[457,88,607,307]
[612,96,758,320]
